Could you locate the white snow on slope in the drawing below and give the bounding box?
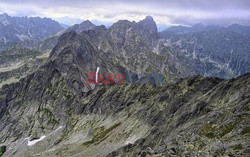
[26,126,63,147]
[96,67,100,82]
[27,136,46,146]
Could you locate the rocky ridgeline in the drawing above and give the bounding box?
[0,16,249,156]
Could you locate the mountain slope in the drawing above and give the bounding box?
[0,48,48,88]
[39,20,96,52]
[0,16,249,157]
[0,63,249,156]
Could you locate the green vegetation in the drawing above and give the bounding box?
[82,122,121,146]
[39,108,53,117]
[0,48,43,60]
[241,127,250,135]
[15,75,21,79]
[38,108,59,126]
[231,144,243,150]
[219,122,236,137]
[48,118,59,126]
[199,121,237,138]
[199,123,216,138]
[47,78,73,100]
[0,146,6,157]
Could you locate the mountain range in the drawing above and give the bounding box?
[158,25,250,79]
[0,13,63,52]
[0,14,249,157]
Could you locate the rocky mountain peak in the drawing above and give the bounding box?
[137,16,158,46]
[144,15,154,22]
[79,20,95,27]
[0,13,10,24]
[110,20,132,28]
[138,16,157,29]
[66,20,96,34]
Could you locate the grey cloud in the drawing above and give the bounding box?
[0,0,250,26]
[2,0,250,10]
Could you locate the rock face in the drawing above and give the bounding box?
[0,13,63,51]
[137,16,158,46]
[0,16,249,157]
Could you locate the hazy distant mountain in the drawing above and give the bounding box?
[65,20,96,33]
[59,23,69,29]
[162,23,250,37]
[0,13,63,51]
[39,20,96,51]
[227,23,250,37]
[158,24,250,79]
[163,24,221,34]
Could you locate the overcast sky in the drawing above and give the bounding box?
[0,0,250,27]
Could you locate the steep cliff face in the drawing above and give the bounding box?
[137,16,158,46]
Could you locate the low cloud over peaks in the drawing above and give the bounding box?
[0,0,249,26]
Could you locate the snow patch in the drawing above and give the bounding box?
[124,135,141,145]
[96,67,100,82]
[27,136,46,146]
[54,126,63,132]
[24,126,63,147]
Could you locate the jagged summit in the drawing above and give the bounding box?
[137,16,158,45]
[143,15,154,22]
[66,20,96,33]
[139,16,157,27]
[108,16,158,47]
[110,19,131,27]
[79,20,95,27]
